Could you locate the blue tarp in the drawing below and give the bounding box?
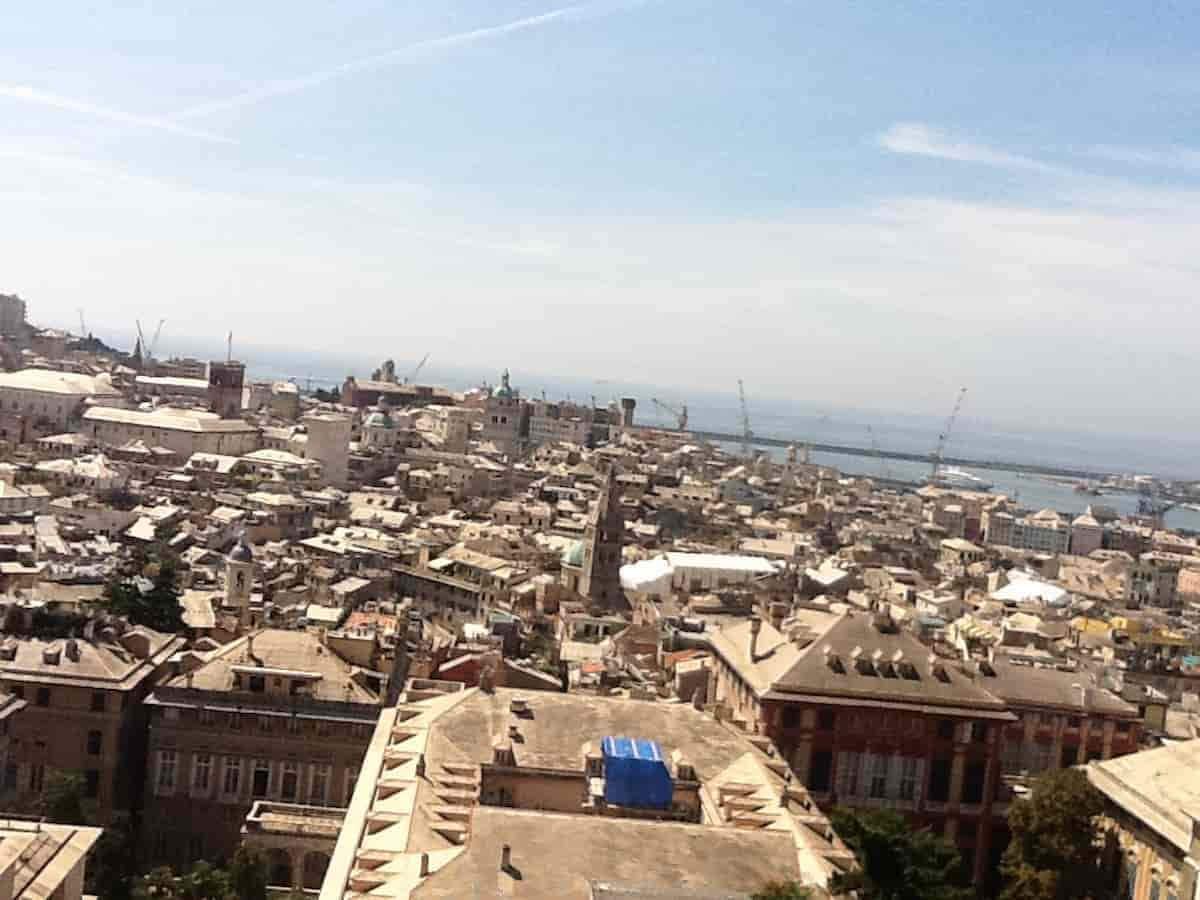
[602,736,673,809]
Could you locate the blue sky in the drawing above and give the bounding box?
[3,1,1200,433]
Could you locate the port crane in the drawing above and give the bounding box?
[405,352,430,385]
[737,379,753,459]
[930,387,968,479]
[650,398,688,431]
[149,318,165,360]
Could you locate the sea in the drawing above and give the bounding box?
[153,336,1200,533]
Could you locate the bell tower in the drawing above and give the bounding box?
[225,535,255,628]
[579,462,626,609]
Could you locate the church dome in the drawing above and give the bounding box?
[562,540,585,568]
[227,538,254,563]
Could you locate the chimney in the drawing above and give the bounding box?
[64,639,80,663]
[500,844,512,873]
[419,852,430,877]
[749,616,762,661]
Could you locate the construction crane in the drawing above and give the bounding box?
[650,397,688,431]
[930,387,968,479]
[149,318,165,360]
[737,379,753,459]
[77,309,87,338]
[405,352,430,385]
[135,319,147,357]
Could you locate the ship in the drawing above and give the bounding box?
[927,465,993,491]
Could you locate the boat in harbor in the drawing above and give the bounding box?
[927,465,994,491]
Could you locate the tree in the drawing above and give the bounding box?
[39,771,88,825]
[752,880,812,899]
[1000,768,1107,900]
[133,862,233,900]
[101,543,184,633]
[829,807,971,900]
[87,812,137,900]
[227,846,268,900]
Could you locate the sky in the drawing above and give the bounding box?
[2,1,1200,436]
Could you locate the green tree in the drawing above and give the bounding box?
[1000,768,1107,900]
[829,807,971,900]
[39,771,89,825]
[101,543,185,633]
[752,880,812,899]
[227,846,268,900]
[86,811,137,900]
[133,862,233,900]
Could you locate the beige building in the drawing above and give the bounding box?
[1089,740,1200,900]
[302,413,352,489]
[142,629,384,880]
[0,295,27,337]
[0,623,184,824]
[0,819,102,900]
[318,681,850,899]
[0,370,121,443]
[82,406,260,458]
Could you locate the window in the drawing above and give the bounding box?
[29,764,44,793]
[898,757,921,801]
[928,758,951,803]
[808,750,832,793]
[3,762,16,790]
[230,712,242,730]
[9,687,21,700]
[1029,740,1053,773]
[222,757,242,798]
[936,720,955,741]
[249,675,265,693]
[252,759,270,798]
[193,753,212,794]
[344,767,359,805]
[1115,721,1132,735]
[836,752,861,799]
[281,762,299,801]
[84,770,99,799]
[310,763,330,806]
[1067,716,1081,729]
[90,692,106,712]
[1001,740,1022,775]
[157,749,177,794]
[87,730,102,756]
[258,715,271,733]
[970,722,988,743]
[963,761,987,804]
[781,707,800,729]
[817,709,836,731]
[35,688,49,707]
[869,754,890,799]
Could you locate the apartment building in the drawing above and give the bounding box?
[0,623,183,823]
[142,629,383,875]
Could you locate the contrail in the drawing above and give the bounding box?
[169,3,596,121]
[0,84,235,144]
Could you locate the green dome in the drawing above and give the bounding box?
[364,410,394,429]
[562,540,585,567]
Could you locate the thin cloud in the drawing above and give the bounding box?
[879,122,1066,175]
[1091,144,1200,171]
[0,85,235,144]
[170,2,611,121]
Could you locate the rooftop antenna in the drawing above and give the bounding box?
[227,331,233,363]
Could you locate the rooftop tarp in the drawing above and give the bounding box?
[602,736,673,809]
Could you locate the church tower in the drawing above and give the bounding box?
[579,462,626,609]
[225,536,255,628]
